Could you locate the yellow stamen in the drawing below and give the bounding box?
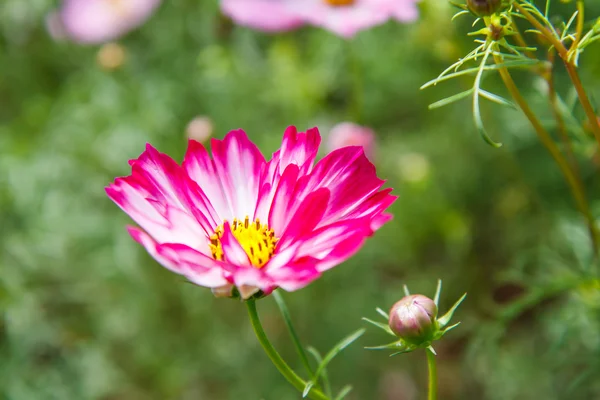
[209,217,278,268]
[324,0,355,6]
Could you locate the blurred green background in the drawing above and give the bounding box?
[2,1,600,399]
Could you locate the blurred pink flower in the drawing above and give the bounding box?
[106,126,396,298]
[59,0,161,44]
[289,0,419,38]
[328,122,375,161]
[220,0,419,37]
[221,0,305,32]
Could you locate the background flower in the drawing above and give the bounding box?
[328,122,376,161]
[288,0,420,38]
[58,0,161,44]
[220,0,305,32]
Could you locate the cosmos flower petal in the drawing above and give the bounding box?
[155,243,231,287]
[288,0,390,38]
[220,222,252,266]
[278,188,331,248]
[183,139,232,223]
[60,0,161,44]
[267,164,300,233]
[267,258,322,292]
[210,130,266,219]
[298,218,374,272]
[221,0,305,32]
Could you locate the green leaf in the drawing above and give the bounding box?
[365,339,412,352]
[273,290,314,379]
[334,385,353,400]
[472,44,502,147]
[362,317,395,336]
[451,10,470,21]
[479,89,517,109]
[438,293,467,327]
[306,347,332,398]
[306,329,365,392]
[302,382,314,398]
[433,279,442,307]
[375,307,389,320]
[429,89,474,110]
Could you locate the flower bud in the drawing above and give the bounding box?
[388,294,438,345]
[466,0,503,16]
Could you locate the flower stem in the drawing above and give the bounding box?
[246,299,329,400]
[272,290,315,379]
[513,1,600,148]
[493,51,599,256]
[426,348,437,400]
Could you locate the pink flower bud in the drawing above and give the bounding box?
[388,294,438,345]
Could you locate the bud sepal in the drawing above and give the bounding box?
[363,280,466,356]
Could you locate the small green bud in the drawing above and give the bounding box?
[466,0,502,16]
[388,294,438,346]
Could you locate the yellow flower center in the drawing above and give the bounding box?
[209,217,278,268]
[324,0,355,6]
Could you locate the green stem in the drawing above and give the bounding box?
[493,51,599,256]
[513,1,600,149]
[246,300,329,400]
[426,348,437,400]
[272,290,315,379]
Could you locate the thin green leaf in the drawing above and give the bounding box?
[362,317,395,336]
[421,59,541,89]
[403,284,410,296]
[472,44,502,147]
[273,290,314,378]
[389,348,415,357]
[375,307,389,320]
[308,329,365,391]
[451,10,470,21]
[438,293,467,327]
[442,321,461,334]
[479,89,517,109]
[429,89,474,110]
[433,279,442,307]
[334,385,353,400]
[561,11,579,40]
[302,382,314,398]
[307,347,332,398]
[365,340,411,352]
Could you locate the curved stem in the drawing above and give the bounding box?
[272,290,315,379]
[513,1,600,147]
[493,51,599,256]
[546,50,580,174]
[564,61,600,148]
[426,348,438,400]
[246,300,329,400]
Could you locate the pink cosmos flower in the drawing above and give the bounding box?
[106,126,396,299]
[221,0,305,32]
[328,122,375,161]
[220,0,419,38]
[289,0,419,38]
[59,0,161,44]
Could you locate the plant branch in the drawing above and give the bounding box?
[513,1,600,147]
[493,51,599,255]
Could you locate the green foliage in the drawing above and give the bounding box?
[1,0,600,399]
